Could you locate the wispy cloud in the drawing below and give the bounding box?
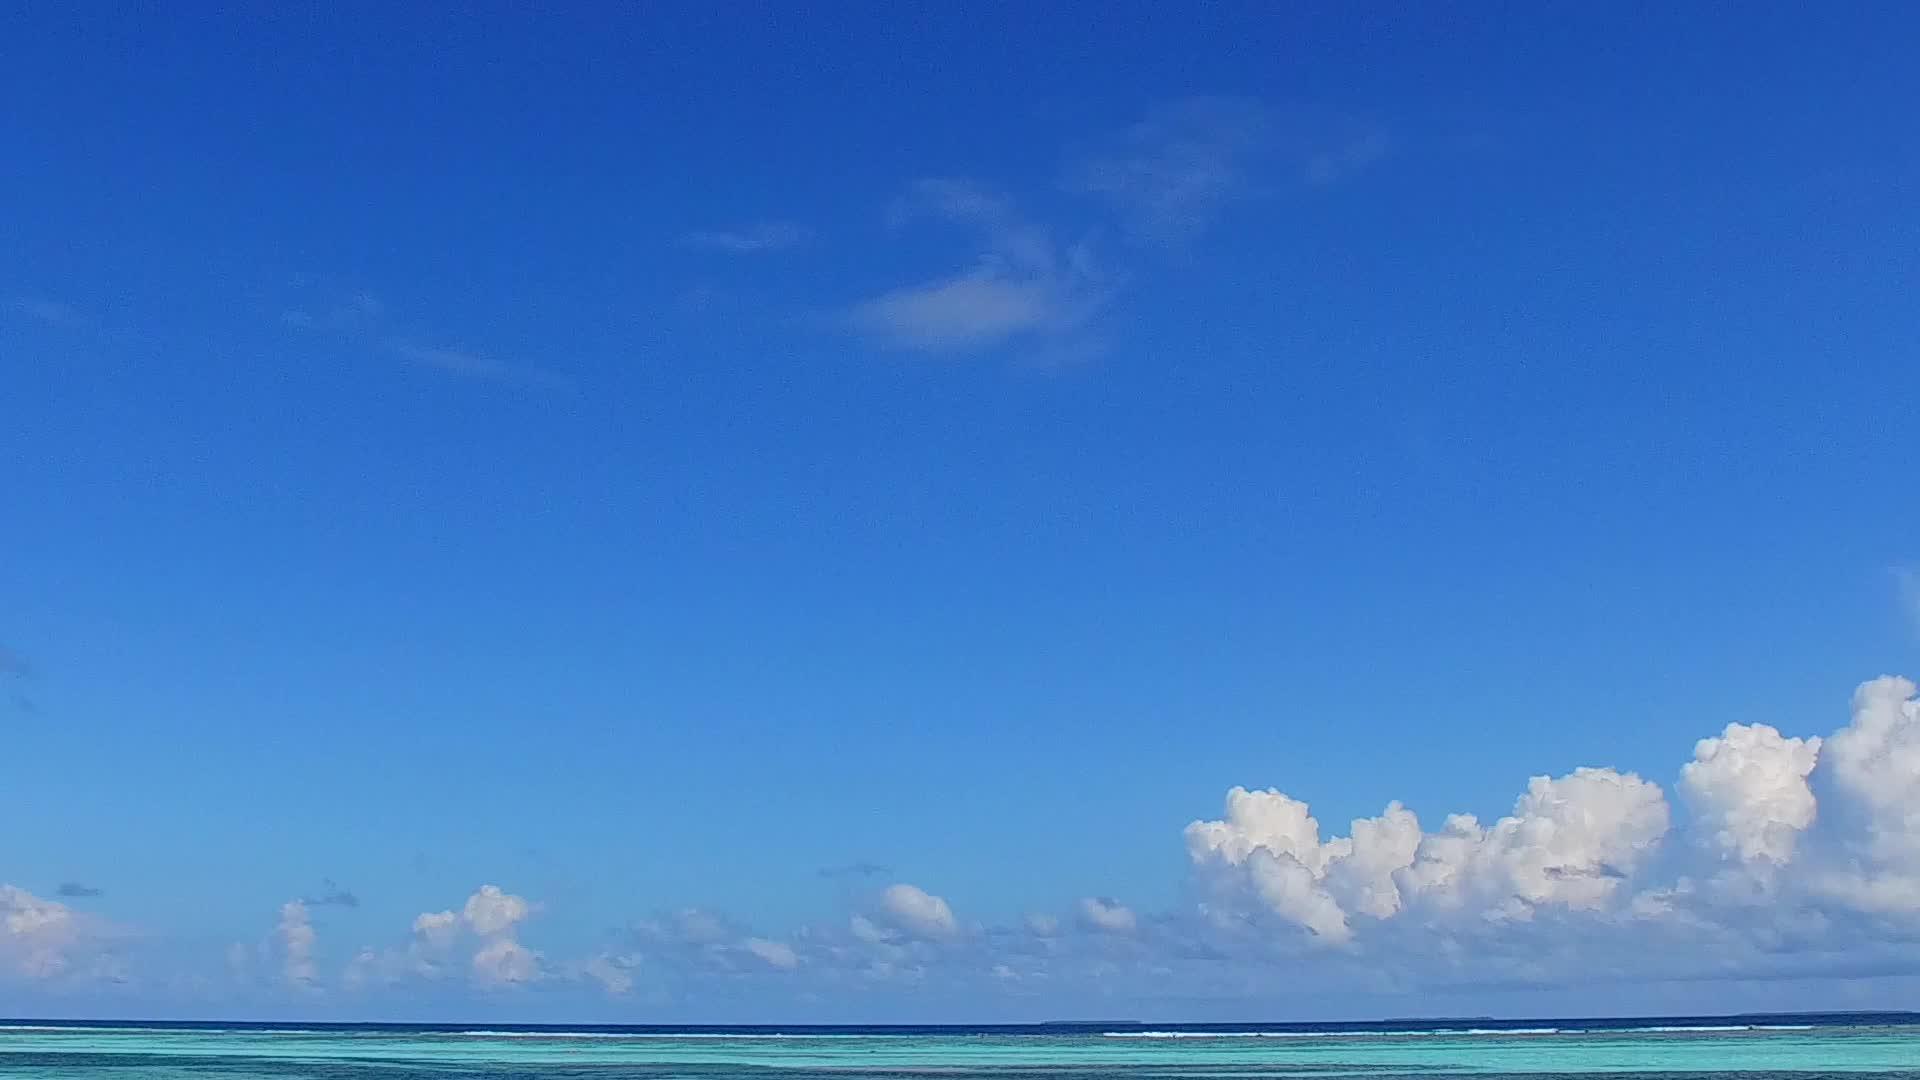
[684,222,811,253]
[279,292,383,333]
[841,100,1384,358]
[388,342,569,389]
[7,295,139,346]
[282,290,567,389]
[1303,130,1392,187]
[7,296,83,328]
[846,179,1108,353]
[849,273,1096,352]
[1067,97,1274,241]
[1068,97,1389,241]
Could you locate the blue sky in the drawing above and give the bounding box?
[3,5,1919,1022]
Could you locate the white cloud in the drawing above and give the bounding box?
[879,883,958,939]
[849,913,892,944]
[1825,676,1920,850]
[388,342,568,389]
[1068,98,1388,241]
[1184,789,1410,942]
[1681,723,1821,866]
[684,222,810,253]
[584,951,639,995]
[345,908,464,988]
[850,272,1093,351]
[1406,768,1671,916]
[158,674,1920,1004]
[278,670,1920,1003]
[7,296,81,327]
[281,288,562,387]
[1069,97,1273,240]
[1815,676,1920,909]
[277,900,317,989]
[472,936,543,987]
[1326,802,1425,919]
[658,907,731,945]
[453,885,546,989]
[845,103,1386,356]
[345,885,543,992]
[0,885,80,979]
[848,179,1105,353]
[412,910,459,949]
[1078,897,1137,933]
[1191,768,1670,941]
[1190,676,1920,957]
[1244,844,1353,942]
[462,884,533,937]
[743,937,800,969]
[1186,786,1331,871]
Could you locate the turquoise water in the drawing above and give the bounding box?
[3,1022,1918,1078]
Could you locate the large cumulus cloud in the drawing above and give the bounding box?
[1187,676,1920,951]
[0,885,86,980]
[1681,722,1820,867]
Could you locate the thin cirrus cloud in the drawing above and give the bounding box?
[386,342,569,390]
[7,296,83,328]
[842,98,1385,357]
[7,295,139,345]
[845,179,1108,354]
[1066,96,1275,242]
[282,291,567,389]
[848,269,1101,353]
[684,221,811,253]
[1066,97,1389,242]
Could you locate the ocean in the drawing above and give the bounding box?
[2,1014,1917,1079]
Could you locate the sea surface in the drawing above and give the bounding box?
[2,1014,1917,1079]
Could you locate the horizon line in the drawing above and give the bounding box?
[5,1009,1916,1030]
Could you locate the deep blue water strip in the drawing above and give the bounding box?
[3,1011,1916,1037]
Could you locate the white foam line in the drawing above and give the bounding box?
[1463,1028,1564,1035]
[1104,1031,1436,1039]
[1100,1024,1825,1040]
